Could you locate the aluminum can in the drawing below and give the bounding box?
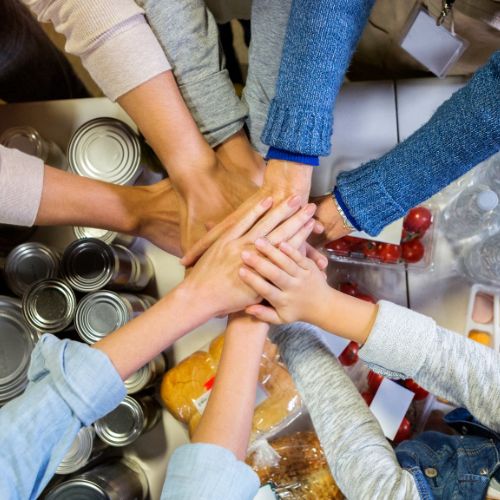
[46,457,149,500]
[68,118,143,185]
[0,295,22,311]
[125,353,166,395]
[0,308,38,405]
[62,238,152,292]
[22,279,76,333]
[94,394,162,447]
[137,294,157,309]
[5,242,60,296]
[0,126,66,168]
[75,291,147,344]
[73,226,135,247]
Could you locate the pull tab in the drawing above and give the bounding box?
[437,0,455,26]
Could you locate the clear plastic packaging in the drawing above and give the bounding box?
[160,334,302,441]
[461,232,500,287]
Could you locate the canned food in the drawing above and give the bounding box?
[56,427,99,475]
[75,291,147,344]
[5,242,60,296]
[0,295,22,311]
[94,394,162,447]
[125,353,166,395]
[126,249,154,290]
[0,126,66,168]
[22,279,76,333]
[0,308,38,405]
[62,238,152,292]
[68,118,143,185]
[73,226,135,247]
[46,457,149,500]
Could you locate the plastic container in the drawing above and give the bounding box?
[481,152,500,196]
[462,232,500,287]
[325,205,435,270]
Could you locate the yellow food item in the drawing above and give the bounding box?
[468,330,492,347]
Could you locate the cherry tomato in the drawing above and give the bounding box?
[361,241,378,259]
[356,293,376,304]
[338,341,359,366]
[404,379,429,401]
[402,240,425,263]
[404,207,432,235]
[401,228,420,243]
[342,236,363,249]
[361,390,375,405]
[377,243,402,263]
[339,282,358,296]
[326,239,350,255]
[393,417,412,444]
[367,370,384,391]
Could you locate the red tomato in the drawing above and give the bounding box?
[404,207,432,235]
[339,282,358,296]
[356,293,376,304]
[401,228,420,243]
[402,240,425,263]
[361,241,378,259]
[361,390,375,405]
[404,379,429,401]
[367,370,384,391]
[326,239,351,255]
[393,417,412,444]
[338,341,359,366]
[342,236,363,249]
[377,243,402,263]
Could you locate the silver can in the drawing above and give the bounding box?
[126,248,154,291]
[0,308,38,405]
[68,118,143,185]
[125,353,166,395]
[62,238,152,292]
[0,126,66,168]
[0,295,22,312]
[137,294,157,309]
[56,427,101,475]
[73,226,135,247]
[22,279,76,333]
[46,457,149,500]
[94,394,162,447]
[75,291,147,344]
[5,242,60,296]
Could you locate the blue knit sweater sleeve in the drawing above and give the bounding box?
[261,0,375,156]
[336,51,500,237]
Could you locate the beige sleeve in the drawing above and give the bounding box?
[0,146,44,227]
[20,0,171,100]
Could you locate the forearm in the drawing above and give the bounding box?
[359,301,500,433]
[192,315,269,460]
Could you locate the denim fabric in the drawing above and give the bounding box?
[396,409,500,499]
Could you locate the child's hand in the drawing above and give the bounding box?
[239,238,330,324]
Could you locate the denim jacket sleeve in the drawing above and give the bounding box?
[0,334,125,500]
[336,51,500,236]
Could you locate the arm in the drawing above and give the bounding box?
[335,51,500,236]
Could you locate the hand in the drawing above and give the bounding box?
[181,159,314,267]
[311,195,353,245]
[239,239,331,324]
[179,196,318,318]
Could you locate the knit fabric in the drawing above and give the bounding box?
[261,0,376,156]
[336,51,500,236]
[266,147,319,166]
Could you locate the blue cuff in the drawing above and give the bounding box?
[333,187,361,230]
[266,147,319,167]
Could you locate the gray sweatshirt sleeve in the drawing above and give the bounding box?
[270,323,420,500]
[360,301,500,433]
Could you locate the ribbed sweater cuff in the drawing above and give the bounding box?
[333,187,361,230]
[266,147,319,166]
[335,163,405,236]
[179,70,248,147]
[261,99,333,156]
[82,19,171,101]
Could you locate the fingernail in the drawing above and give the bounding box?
[305,204,316,216]
[288,195,301,208]
[239,267,247,276]
[306,219,315,229]
[315,222,324,233]
[261,197,273,208]
[320,257,328,269]
[255,238,267,248]
[241,251,251,260]
[280,241,291,251]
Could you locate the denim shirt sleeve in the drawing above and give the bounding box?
[0,334,125,500]
[161,443,260,500]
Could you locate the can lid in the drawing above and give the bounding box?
[5,242,60,296]
[0,126,46,159]
[45,479,107,500]
[75,291,131,344]
[477,190,499,211]
[124,364,152,395]
[62,238,115,292]
[94,395,144,447]
[73,226,119,246]
[137,294,157,309]
[68,118,141,185]
[0,295,22,311]
[56,427,95,475]
[23,279,76,333]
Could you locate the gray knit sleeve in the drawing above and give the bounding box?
[270,323,419,500]
[360,301,500,433]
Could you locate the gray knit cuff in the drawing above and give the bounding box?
[261,99,333,156]
[335,164,405,236]
[359,301,436,379]
[179,70,248,148]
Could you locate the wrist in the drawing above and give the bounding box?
[265,159,312,202]
[174,278,219,322]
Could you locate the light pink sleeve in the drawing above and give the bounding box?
[20,0,172,100]
[0,146,44,227]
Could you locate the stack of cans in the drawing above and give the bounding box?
[73,226,135,247]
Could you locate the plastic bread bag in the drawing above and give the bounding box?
[160,334,303,440]
[247,429,345,499]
